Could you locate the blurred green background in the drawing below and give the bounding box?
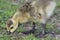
[0,0,60,40]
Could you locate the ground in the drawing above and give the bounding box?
[0,0,60,40]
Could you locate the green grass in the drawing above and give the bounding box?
[0,0,18,27]
[0,0,60,40]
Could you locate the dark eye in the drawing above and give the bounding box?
[10,27,13,29]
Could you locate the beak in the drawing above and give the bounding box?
[7,31,12,35]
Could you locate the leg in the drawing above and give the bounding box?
[22,22,36,34]
[42,23,47,35]
[37,23,47,38]
[31,22,36,34]
[35,23,47,38]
